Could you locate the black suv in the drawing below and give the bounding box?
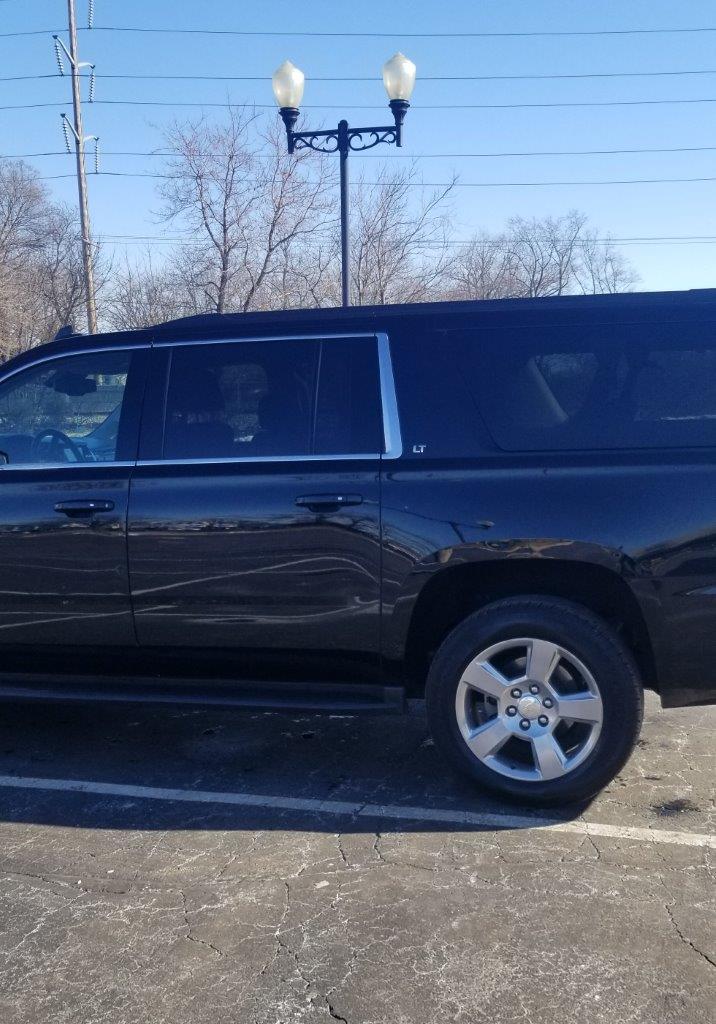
[0,290,714,805]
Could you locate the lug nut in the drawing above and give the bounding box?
[538,715,549,727]
[506,706,517,717]
[511,688,522,699]
[519,719,531,730]
[529,684,540,694]
[543,697,554,709]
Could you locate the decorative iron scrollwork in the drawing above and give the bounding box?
[292,133,341,155]
[291,125,397,155]
[347,127,398,151]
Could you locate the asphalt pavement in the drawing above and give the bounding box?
[0,690,713,1024]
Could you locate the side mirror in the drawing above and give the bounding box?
[0,451,9,466]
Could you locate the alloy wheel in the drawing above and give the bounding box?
[454,637,604,783]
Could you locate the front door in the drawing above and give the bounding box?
[0,345,147,647]
[128,333,390,682]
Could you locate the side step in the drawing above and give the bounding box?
[0,673,406,715]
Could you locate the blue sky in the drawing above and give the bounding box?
[3,0,716,291]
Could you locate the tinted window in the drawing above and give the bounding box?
[466,324,716,450]
[0,350,133,465]
[389,329,497,458]
[314,338,383,454]
[162,336,383,460]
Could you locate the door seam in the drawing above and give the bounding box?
[126,341,154,648]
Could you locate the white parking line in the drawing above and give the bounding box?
[0,774,713,848]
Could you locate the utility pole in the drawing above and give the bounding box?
[54,0,97,333]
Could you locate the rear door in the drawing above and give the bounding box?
[128,333,396,682]
[0,344,147,646]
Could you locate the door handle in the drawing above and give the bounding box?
[54,499,115,517]
[295,493,364,512]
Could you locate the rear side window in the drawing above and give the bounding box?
[314,337,383,454]
[465,324,716,450]
[162,336,383,460]
[164,339,318,459]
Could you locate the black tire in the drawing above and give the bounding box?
[425,596,644,806]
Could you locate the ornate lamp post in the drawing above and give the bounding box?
[272,53,417,307]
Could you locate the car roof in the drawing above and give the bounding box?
[149,287,716,337]
[9,287,716,373]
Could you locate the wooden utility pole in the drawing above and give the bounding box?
[55,0,97,333]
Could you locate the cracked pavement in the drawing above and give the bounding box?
[0,691,713,1023]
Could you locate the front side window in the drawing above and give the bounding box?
[162,336,383,460]
[0,350,133,466]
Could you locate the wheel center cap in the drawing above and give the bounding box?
[516,695,542,720]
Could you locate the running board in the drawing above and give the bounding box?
[0,673,406,715]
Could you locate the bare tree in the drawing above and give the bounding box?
[0,160,46,259]
[0,160,47,358]
[263,239,336,311]
[348,164,455,306]
[574,229,640,294]
[505,212,587,297]
[105,252,190,330]
[0,150,641,360]
[448,211,638,300]
[445,232,517,300]
[157,110,335,314]
[34,204,99,330]
[0,160,103,360]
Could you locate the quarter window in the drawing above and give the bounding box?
[162,337,384,460]
[465,325,716,450]
[0,350,133,466]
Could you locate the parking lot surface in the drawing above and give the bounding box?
[0,691,713,1024]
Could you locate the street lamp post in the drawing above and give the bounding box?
[272,53,417,307]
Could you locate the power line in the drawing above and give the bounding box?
[95,233,716,242]
[35,170,716,187]
[7,144,716,160]
[0,76,59,82]
[79,68,716,81]
[90,24,716,38]
[10,68,716,83]
[96,232,716,248]
[11,96,716,111]
[7,23,716,39]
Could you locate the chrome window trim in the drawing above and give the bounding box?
[0,332,404,470]
[136,454,381,466]
[0,344,147,473]
[376,331,402,460]
[0,462,136,472]
[154,331,369,348]
[144,330,403,466]
[0,343,149,388]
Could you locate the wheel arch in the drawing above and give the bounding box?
[395,558,657,697]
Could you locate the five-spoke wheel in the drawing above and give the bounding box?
[426,597,644,805]
[455,637,603,783]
